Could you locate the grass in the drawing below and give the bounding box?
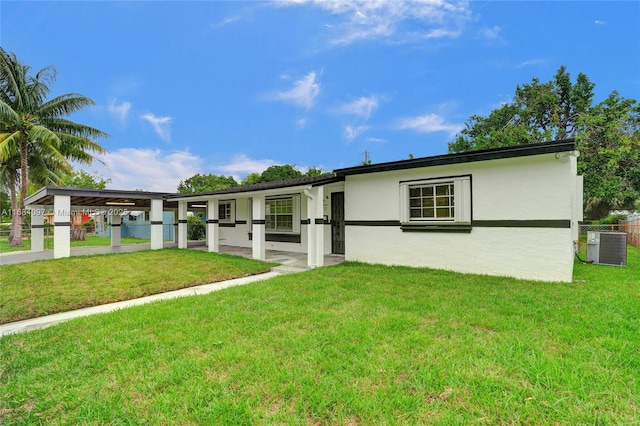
[0,235,150,253]
[0,249,276,324]
[0,247,638,424]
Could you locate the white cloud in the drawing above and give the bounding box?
[271,72,321,109]
[84,151,286,191]
[365,136,386,143]
[338,95,380,119]
[212,15,240,28]
[296,118,308,128]
[425,28,461,39]
[515,58,546,68]
[107,99,132,123]
[140,113,173,142]
[479,25,502,41]
[595,20,607,25]
[87,148,204,192]
[282,0,471,45]
[213,154,276,181]
[344,125,369,141]
[397,113,462,136]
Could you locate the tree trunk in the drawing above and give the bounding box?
[8,179,23,247]
[70,227,86,241]
[9,140,29,247]
[7,183,17,242]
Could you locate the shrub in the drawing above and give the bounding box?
[187,214,205,240]
[593,213,628,225]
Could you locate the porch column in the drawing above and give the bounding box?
[207,199,219,253]
[30,205,45,252]
[306,186,325,269]
[252,194,265,260]
[172,209,178,243]
[53,195,71,259]
[178,201,188,249]
[110,213,122,248]
[306,192,317,268]
[150,199,164,250]
[314,186,325,268]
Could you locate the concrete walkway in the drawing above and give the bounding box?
[0,244,344,336]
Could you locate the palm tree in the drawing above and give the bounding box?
[0,48,108,246]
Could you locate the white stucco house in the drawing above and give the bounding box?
[25,139,583,282]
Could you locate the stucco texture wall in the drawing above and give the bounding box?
[343,154,577,282]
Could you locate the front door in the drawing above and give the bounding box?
[331,192,345,254]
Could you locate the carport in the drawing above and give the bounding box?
[24,187,177,259]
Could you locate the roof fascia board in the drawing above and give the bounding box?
[25,186,171,205]
[170,184,317,202]
[335,139,576,177]
[168,176,341,201]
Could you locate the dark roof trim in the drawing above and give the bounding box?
[25,186,173,205]
[334,139,576,177]
[166,174,341,199]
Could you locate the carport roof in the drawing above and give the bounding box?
[24,187,178,210]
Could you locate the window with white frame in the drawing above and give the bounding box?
[265,195,300,233]
[400,176,471,224]
[218,200,235,223]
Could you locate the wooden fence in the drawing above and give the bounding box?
[620,218,640,248]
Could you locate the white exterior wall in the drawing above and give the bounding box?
[206,185,344,255]
[216,195,310,253]
[344,154,579,282]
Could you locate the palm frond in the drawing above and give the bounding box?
[0,131,24,162]
[40,117,110,141]
[55,131,107,161]
[39,93,95,118]
[0,99,20,124]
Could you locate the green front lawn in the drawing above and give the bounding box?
[0,249,276,324]
[1,247,638,424]
[0,235,150,253]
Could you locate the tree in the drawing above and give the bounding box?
[239,165,328,186]
[241,172,261,186]
[1,144,72,241]
[0,48,108,246]
[304,166,325,177]
[255,165,303,183]
[576,92,640,217]
[61,169,111,189]
[177,173,238,194]
[448,66,639,219]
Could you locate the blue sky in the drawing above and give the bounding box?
[2,1,639,191]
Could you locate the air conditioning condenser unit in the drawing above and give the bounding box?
[586,231,627,266]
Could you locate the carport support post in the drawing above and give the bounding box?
[110,213,122,247]
[30,205,44,252]
[178,201,188,249]
[252,195,265,260]
[207,199,219,253]
[150,199,164,250]
[53,195,71,258]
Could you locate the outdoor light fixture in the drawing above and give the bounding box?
[105,201,136,206]
[191,204,207,208]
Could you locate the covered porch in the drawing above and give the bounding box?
[21,175,345,269]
